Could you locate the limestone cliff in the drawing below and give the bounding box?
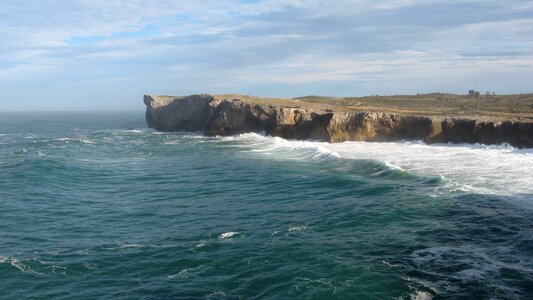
[144,94,533,148]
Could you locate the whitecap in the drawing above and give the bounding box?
[32,257,55,265]
[207,291,227,298]
[80,138,96,145]
[168,266,201,279]
[10,259,31,272]
[216,132,341,161]
[193,132,533,196]
[218,231,240,239]
[102,243,144,250]
[55,137,72,141]
[288,224,309,232]
[1,255,43,275]
[411,291,433,300]
[326,140,533,196]
[117,244,143,249]
[381,260,398,268]
[83,262,97,270]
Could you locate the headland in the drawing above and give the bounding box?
[144,93,533,148]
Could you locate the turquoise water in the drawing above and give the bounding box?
[0,112,532,299]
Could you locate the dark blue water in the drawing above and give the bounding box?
[0,112,532,299]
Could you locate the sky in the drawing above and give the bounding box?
[1,0,532,111]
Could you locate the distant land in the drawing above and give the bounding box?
[144,92,533,148]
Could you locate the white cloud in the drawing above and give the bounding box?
[1,0,533,109]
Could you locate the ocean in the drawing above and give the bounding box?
[0,111,532,299]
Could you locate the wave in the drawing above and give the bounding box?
[5,128,531,197]
[167,266,203,279]
[288,224,309,232]
[202,133,448,188]
[0,255,43,275]
[101,243,145,250]
[206,133,532,196]
[218,232,240,240]
[213,133,441,185]
[410,291,433,300]
[217,132,341,161]
[327,140,533,196]
[406,245,532,298]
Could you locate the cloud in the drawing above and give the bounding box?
[0,0,532,110]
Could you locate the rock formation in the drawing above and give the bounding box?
[144,94,533,148]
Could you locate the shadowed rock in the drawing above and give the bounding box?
[144,94,217,131]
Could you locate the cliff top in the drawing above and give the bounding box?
[146,92,533,122]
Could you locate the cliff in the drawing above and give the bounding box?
[144,94,533,148]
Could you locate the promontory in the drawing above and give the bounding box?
[144,93,533,148]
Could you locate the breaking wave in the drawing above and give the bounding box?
[201,132,532,197]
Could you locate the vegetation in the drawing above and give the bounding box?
[215,92,533,121]
[290,92,533,121]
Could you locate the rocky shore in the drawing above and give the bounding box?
[144,94,533,148]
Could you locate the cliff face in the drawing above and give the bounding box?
[144,94,533,148]
[144,94,217,131]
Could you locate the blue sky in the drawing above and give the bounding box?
[1,0,532,111]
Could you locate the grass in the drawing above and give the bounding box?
[215,93,533,122]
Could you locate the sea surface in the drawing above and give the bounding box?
[0,112,532,299]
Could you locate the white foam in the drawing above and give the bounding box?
[218,231,240,240]
[0,255,43,275]
[213,133,533,196]
[80,138,96,145]
[32,257,54,265]
[207,291,227,298]
[83,262,97,270]
[411,291,433,300]
[117,244,143,249]
[217,132,341,161]
[102,243,144,250]
[288,224,309,232]
[168,266,202,279]
[381,260,399,268]
[10,259,31,272]
[326,141,533,196]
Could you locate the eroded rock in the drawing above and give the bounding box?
[144,94,533,148]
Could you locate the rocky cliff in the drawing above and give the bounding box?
[144,94,533,148]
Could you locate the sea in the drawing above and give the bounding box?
[0,111,532,299]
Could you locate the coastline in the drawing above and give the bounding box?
[144,94,533,148]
